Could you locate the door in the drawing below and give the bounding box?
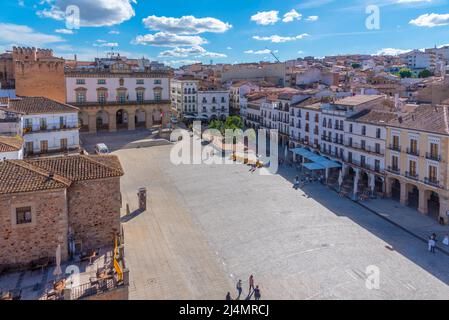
[40,140,48,153]
[60,138,68,151]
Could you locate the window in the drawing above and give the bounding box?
[315,114,319,123]
[349,124,353,133]
[349,137,353,146]
[97,90,107,103]
[428,165,437,182]
[374,160,380,172]
[76,79,85,85]
[76,91,86,103]
[119,78,125,86]
[361,156,366,167]
[136,90,145,102]
[59,116,66,128]
[392,155,399,170]
[40,140,48,153]
[39,118,47,131]
[306,112,309,121]
[60,138,68,150]
[376,128,381,139]
[361,125,366,136]
[375,143,380,154]
[136,79,144,85]
[154,91,162,101]
[25,141,33,155]
[154,79,162,85]
[410,139,418,154]
[409,160,417,176]
[430,143,439,158]
[221,97,226,103]
[361,140,366,150]
[97,79,106,85]
[348,152,353,163]
[16,207,32,225]
[117,90,127,103]
[392,135,399,148]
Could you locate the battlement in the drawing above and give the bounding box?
[12,46,55,62]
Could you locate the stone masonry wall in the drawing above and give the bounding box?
[67,177,122,251]
[0,189,69,268]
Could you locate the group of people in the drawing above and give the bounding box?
[226,275,261,300]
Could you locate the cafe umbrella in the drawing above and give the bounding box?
[53,244,63,280]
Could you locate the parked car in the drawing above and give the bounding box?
[171,117,178,124]
[95,143,110,155]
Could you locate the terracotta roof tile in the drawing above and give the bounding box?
[3,97,79,115]
[389,105,449,135]
[0,136,23,152]
[25,155,124,182]
[0,161,69,195]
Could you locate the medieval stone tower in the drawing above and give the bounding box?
[13,47,66,103]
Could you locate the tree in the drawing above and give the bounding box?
[418,69,432,78]
[399,68,412,78]
[352,63,361,69]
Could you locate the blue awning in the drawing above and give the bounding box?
[303,162,325,171]
[291,147,342,169]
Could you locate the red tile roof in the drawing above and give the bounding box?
[2,97,79,115]
[0,136,23,152]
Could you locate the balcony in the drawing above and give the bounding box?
[426,152,441,161]
[406,148,420,156]
[388,144,401,152]
[321,135,332,142]
[405,171,419,181]
[424,177,442,188]
[334,125,344,131]
[333,138,344,145]
[23,124,79,134]
[387,166,400,174]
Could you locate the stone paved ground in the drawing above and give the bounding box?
[111,141,449,300]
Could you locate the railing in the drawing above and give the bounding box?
[405,171,419,180]
[345,142,384,155]
[424,177,442,188]
[321,135,332,142]
[406,148,420,156]
[70,278,118,300]
[426,152,441,161]
[387,166,400,174]
[333,138,344,145]
[23,124,79,134]
[334,125,344,131]
[389,144,401,152]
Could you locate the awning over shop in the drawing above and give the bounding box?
[303,162,325,171]
[290,147,342,169]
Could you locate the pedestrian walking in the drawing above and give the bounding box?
[249,275,255,293]
[236,280,243,300]
[428,236,436,253]
[254,285,261,300]
[226,292,232,300]
[293,176,300,190]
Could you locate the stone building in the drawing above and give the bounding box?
[13,47,66,103]
[0,52,15,89]
[0,154,124,268]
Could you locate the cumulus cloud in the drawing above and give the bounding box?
[375,48,411,56]
[409,13,449,27]
[142,15,232,35]
[283,9,302,23]
[133,32,207,47]
[36,0,136,27]
[109,30,120,35]
[244,49,278,54]
[159,46,226,58]
[250,11,280,25]
[93,41,119,47]
[0,23,64,47]
[306,16,319,22]
[55,28,74,34]
[252,34,309,43]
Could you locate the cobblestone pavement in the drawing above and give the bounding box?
[115,144,449,300]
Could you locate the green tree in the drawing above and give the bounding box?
[418,69,432,78]
[399,68,412,78]
[352,63,361,69]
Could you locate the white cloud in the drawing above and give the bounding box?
[375,48,411,55]
[133,32,207,47]
[397,0,432,3]
[0,23,64,47]
[306,16,319,22]
[109,30,120,35]
[37,0,136,27]
[227,46,232,50]
[244,49,278,54]
[409,13,449,27]
[163,59,201,66]
[93,42,119,47]
[159,46,226,58]
[18,0,25,7]
[142,15,232,35]
[252,34,309,43]
[250,11,280,25]
[283,9,302,23]
[55,28,74,34]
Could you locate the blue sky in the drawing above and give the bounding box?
[1,0,449,66]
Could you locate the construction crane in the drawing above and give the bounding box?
[266,47,281,63]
